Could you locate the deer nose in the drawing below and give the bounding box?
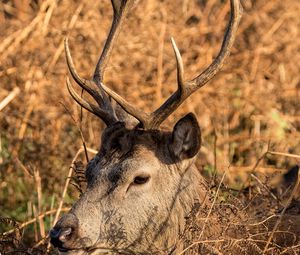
[50,227,72,242]
[50,213,78,249]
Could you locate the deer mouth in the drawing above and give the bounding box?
[56,247,84,254]
[56,248,83,255]
[57,247,132,255]
[58,247,70,252]
[86,247,133,255]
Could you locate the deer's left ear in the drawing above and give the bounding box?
[170,113,201,160]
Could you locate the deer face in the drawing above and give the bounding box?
[50,114,205,254]
[50,0,241,253]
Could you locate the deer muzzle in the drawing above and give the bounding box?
[50,213,79,251]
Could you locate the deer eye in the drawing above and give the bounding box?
[133,175,150,185]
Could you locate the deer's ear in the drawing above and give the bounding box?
[170,113,201,160]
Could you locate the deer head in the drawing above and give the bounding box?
[50,0,242,254]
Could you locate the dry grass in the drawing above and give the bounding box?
[0,0,299,254]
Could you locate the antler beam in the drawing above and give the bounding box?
[102,0,243,129]
[65,0,137,126]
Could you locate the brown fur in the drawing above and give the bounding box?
[52,117,300,255]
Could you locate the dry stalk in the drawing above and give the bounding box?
[0,0,54,61]
[155,7,166,106]
[3,208,70,236]
[32,235,49,249]
[49,195,55,226]
[245,214,278,227]
[279,244,300,255]
[47,3,84,70]
[178,167,228,254]
[0,87,20,112]
[18,94,35,140]
[41,0,57,34]
[179,237,278,255]
[33,168,45,238]
[250,173,279,202]
[212,127,218,185]
[32,205,38,242]
[46,146,97,251]
[238,142,270,198]
[267,151,300,160]
[1,0,300,254]
[60,102,90,163]
[0,67,17,77]
[14,157,32,177]
[51,147,97,227]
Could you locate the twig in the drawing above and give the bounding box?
[238,141,270,198]
[245,214,278,227]
[0,87,20,112]
[280,244,300,255]
[41,0,57,34]
[51,148,82,227]
[213,127,218,184]
[0,67,17,77]
[51,147,97,225]
[46,146,97,250]
[3,208,70,236]
[32,205,38,242]
[179,167,228,254]
[0,0,53,60]
[252,142,271,173]
[34,168,45,238]
[32,234,49,248]
[156,8,166,106]
[178,237,279,255]
[18,93,35,140]
[47,3,84,70]
[14,157,33,177]
[60,102,90,162]
[250,173,279,202]
[49,195,55,226]
[268,151,300,159]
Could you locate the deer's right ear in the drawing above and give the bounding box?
[169,113,201,160]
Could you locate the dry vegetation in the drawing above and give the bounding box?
[0,0,299,254]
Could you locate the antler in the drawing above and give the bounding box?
[65,0,137,126]
[102,0,243,129]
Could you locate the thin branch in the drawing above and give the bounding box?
[2,208,70,236]
[179,167,228,254]
[268,151,300,159]
[0,87,20,111]
[51,146,97,227]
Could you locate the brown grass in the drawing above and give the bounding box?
[0,0,299,254]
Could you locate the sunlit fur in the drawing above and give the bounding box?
[54,117,209,254]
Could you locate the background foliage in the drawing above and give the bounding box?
[0,0,299,254]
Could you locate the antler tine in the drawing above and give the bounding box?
[65,38,104,102]
[101,38,186,129]
[189,0,242,91]
[171,37,185,93]
[93,0,137,84]
[150,0,242,128]
[65,1,137,126]
[66,78,116,125]
[65,38,118,125]
[102,0,242,130]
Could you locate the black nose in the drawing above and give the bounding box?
[50,213,78,249]
[50,227,72,242]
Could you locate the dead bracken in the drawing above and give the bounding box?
[0,0,299,254]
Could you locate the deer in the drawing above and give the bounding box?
[48,0,274,254]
